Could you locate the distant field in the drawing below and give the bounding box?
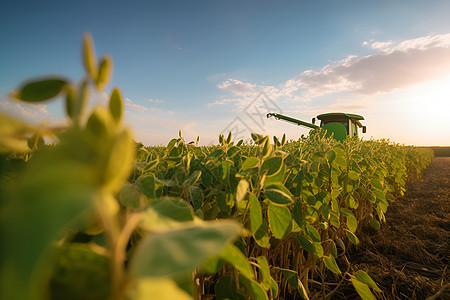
[420,146,450,157]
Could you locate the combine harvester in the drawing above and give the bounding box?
[267,112,367,142]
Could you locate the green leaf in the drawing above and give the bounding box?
[48,244,111,300]
[268,204,292,239]
[348,171,359,181]
[83,33,98,80]
[239,274,268,300]
[249,193,263,234]
[369,218,380,230]
[323,255,341,274]
[183,170,202,186]
[345,229,360,245]
[13,78,67,102]
[351,278,376,300]
[118,182,145,209]
[355,270,382,292]
[127,278,193,300]
[137,173,156,199]
[371,179,383,191]
[109,88,123,124]
[265,189,293,205]
[96,55,113,90]
[215,275,245,300]
[306,225,321,242]
[236,179,249,205]
[330,241,338,258]
[254,220,271,248]
[130,221,240,277]
[326,150,336,164]
[256,256,272,291]
[261,156,283,176]
[241,157,259,171]
[280,269,309,299]
[262,138,272,158]
[220,244,254,280]
[297,235,314,254]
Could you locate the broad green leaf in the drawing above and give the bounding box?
[227,145,240,157]
[143,198,194,223]
[118,182,145,209]
[215,275,246,300]
[239,274,268,300]
[183,170,202,186]
[355,270,382,292]
[297,235,314,254]
[249,193,262,234]
[261,156,283,176]
[346,214,358,233]
[345,229,360,245]
[96,55,113,90]
[256,256,272,291]
[264,182,293,197]
[254,220,271,248]
[326,150,336,164]
[109,88,123,124]
[292,202,305,228]
[306,225,321,242]
[262,138,272,158]
[313,242,324,258]
[220,244,254,280]
[236,179,249,205]
[83,33,98,80]
[265,189,293,205]
[0,159,96,300]
[127,278,192,300]
[268,204,292,239]
[137,173,156,199]
[130,220,240,277]
[330,241,338,258]
[348,170,359,181]
[241,157,259,171]
[12,78,67,102]
[103,128,135,192]
[280,269,309,299]
[323,255,341,274]
[47,244,110,300]
[201,256,224,274]
[351,278,376,300]
[369,218,380,230]
[371,179,383,191]
[280,269,298,289]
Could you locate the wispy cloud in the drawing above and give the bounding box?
[300,34,450,96]
[124,98,148,112]
[215,33,450,108]
[147,98,166,104]
[0,94,52,121]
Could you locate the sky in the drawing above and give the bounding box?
[1,0,450,146]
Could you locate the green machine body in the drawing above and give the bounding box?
[267,112,367,142]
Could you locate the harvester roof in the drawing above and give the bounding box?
[316,112,364,121]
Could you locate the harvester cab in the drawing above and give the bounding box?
[267,112,366,142]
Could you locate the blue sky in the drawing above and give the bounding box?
[1,0,450,145]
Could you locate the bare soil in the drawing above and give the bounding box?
[339,157,450,299]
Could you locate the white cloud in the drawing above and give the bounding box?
[0,95,52,121]
[299,34,450,96]
[215,34,450,105]
[147,98,166,104]
[124,98,148,112]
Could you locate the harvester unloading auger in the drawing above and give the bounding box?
[266,112,366,142]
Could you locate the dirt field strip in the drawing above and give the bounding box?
[342,157,450,299]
